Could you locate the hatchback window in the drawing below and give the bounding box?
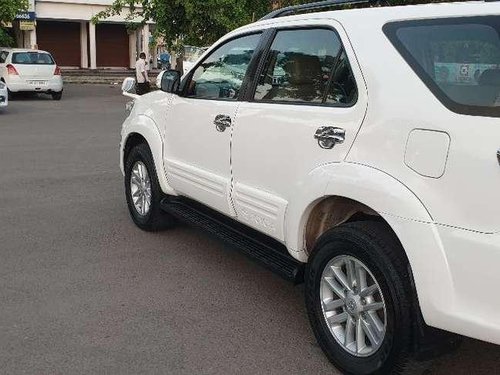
[254,28,357,106]
[0,51,8,63]
[384,16,500,117]
[12,52,55,65]
[186,33,261,100]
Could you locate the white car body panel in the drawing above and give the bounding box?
[121,2,500,346]
[337,3,500,234]
[120,91,177,196]
[163,97,238,216]
[232,18,368,241]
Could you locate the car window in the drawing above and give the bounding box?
[384,16,500,117]
[254,28,357,106]
[12,52,55,65]
[186,33,261,100]
[0,51,8,64]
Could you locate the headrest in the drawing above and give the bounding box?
[478,69,500,86]
[283,54,322,86]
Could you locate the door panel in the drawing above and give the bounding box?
[163,33,262,216]
[231,25,368,241]
[164,98,237,215]
[232,182,288,240]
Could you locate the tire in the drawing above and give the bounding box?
[7,89,15,100]
[305,221,413,375]
[51,91,62,101]
[124,143,175,231]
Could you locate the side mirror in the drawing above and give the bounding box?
[121,77,138,99]
[161,70,181,93]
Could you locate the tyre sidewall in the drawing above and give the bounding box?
[306,225,411,375]
[124,143,164,230]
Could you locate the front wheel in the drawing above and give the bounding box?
[305,222,413,375]
[124,143,175,231]
[51,91,62,101]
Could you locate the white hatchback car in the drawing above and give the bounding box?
[120,1,500,374]
[0,48,63,100]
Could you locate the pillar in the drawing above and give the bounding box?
[129,31,136,69]
[29,28,37,49]
[89,22,97,69]
[141,23,150,60]
[80,21,88,68]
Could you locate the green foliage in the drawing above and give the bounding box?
[0,0,29,47]
[92,0,456,53]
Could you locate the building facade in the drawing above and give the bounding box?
[14,0,152,69]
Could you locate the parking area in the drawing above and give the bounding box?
[0,84,499,374]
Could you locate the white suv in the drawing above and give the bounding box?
[0,49,63,100]
[120,1,500,374]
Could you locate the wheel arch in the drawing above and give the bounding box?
[121,114,176,196]
[285,162,455,330]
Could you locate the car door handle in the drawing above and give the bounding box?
[314,126,346,149]
[214,114,232,132]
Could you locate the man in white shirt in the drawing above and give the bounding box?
[135,52,150,95]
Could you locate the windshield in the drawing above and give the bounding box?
[384,16,500,117]
[12,52,55,65]
[184,46,208,63]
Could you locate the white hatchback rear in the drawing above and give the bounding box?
[0,49,63,100]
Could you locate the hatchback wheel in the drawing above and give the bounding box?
[51,91,62,101]
[306,222,413,375]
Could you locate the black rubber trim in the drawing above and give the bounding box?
[160,197,305,284]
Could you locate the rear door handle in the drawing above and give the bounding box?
[314,126,346,149]
[214,114,232,132]
[497,149,500,166]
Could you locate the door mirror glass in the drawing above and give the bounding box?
[161,70,181,93]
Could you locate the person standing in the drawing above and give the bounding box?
[159,51,171,70]
[135,52,150,95]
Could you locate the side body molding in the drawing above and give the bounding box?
[121,114,177,196]
[285,162,454,327]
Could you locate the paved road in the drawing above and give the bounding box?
[0,85,499,374]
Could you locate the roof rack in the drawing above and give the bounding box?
[260,0,389,21]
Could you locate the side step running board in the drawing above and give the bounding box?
[160,197,305,284]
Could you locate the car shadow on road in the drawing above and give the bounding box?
[9,92,53,101]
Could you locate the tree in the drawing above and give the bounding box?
[0,0,29,47]
[93,0,454,66]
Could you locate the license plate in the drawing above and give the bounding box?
[28,80,47,86]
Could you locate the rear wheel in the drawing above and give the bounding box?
[51,91,62,101]
[124,143,175,231]
[306,222,413,375]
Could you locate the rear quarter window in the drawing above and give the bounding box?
[0,51,8,63]
[384,16,500,117]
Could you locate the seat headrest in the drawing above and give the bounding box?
[478,69,500,86]
[283,54,322,86]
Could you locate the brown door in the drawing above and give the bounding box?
[37,21,81,67]
[96,24,129,67]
